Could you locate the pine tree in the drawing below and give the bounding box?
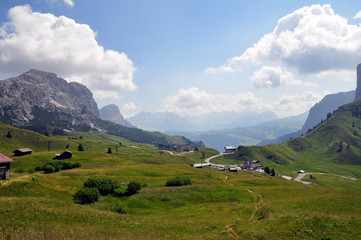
[107,148,112,154]
[270,168,276,176]
[78,144,84,151]
[5,131,12,138]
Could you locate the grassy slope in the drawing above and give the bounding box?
[0,124,360,239]
[219,101,361,179]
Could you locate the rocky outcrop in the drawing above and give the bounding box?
[0,69,100,130]
[99,104,134,128]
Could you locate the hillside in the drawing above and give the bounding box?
[0,123,360,239]
[224,100,361,178]
[259,90,355,145]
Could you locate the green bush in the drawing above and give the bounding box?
[73,187,100,204]
[165,176,192,187]
[83,176,115,196]
[106,201,129,214]
[126,181,142,196]
[43,165,56,174]
[113,185,128,197]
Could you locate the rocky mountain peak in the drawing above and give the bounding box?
[0,69,100,130]
[99,104,134,128]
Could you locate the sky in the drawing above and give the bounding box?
[1,0,361,118]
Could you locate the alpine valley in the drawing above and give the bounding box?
[0,69,360,240]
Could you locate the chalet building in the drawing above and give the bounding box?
[13,148,33,156]
[173,144,191,152]
[224,146,237,154]
[54,150,72,160]
[243,160,264,171]
[0,152,16,179]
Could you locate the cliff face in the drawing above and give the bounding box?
[301,90,355,134]
[355,64,361,101]
[99,104,134,128]
[0,69,100,130]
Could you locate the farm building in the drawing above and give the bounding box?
[0,152,16,179]
[13,148,33,156]
[224,146,237,154]
[54,150,72,160]
[173,144,191,152]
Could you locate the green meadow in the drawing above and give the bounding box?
[0,124,361,239]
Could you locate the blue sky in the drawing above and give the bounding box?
[1,0,361,118]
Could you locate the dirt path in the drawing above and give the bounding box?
[224,187,263,238]
[224,225,239,238]
[247,189,263,221]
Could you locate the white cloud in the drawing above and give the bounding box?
[122,102,138,118]
[63,0,74,7]
[314,69,355,82]
[0,5,136,99]
[162,87,326,117]
[250,66,315,88]
[354,10,361,19]
[206,4,361,74]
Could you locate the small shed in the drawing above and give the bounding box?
[0,152,16,179]
[54,150,72,160]
[13,148,33,156]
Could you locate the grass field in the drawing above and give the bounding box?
[0,124,361,239]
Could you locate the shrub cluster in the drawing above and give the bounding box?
[165,176,192,187]
[35,161,81,174]
[73,176,143,205]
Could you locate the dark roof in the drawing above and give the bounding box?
[14,148,33,153]
[0,152,16,163]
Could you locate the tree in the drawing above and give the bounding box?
[65,144,69,148]
[201,151,205,159]
[44,131,49,136]
[326,112,332,119]
[5,131,11,138]
[107,148,112,154]
[270,168,276,176]
[78,144,84,151]
[264,166,270,174]
[73,187,100,204]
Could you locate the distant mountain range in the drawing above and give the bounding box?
[127,111,277,132]
[0,69,200,147]
[167,112,308,151]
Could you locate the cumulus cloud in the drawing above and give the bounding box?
[250,66,315,88]
[162,87,326,117]
[122,102,138,118]
[0,5,136,99]
[206,4,361,74]
[314,69,355,82]
[354,10,361,19]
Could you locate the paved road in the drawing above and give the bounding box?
[204,152,224,164]
[295,172,325,184]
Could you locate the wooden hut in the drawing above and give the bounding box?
[13,148,33,156]
[54,150,72,160]
[0,152,16,179]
